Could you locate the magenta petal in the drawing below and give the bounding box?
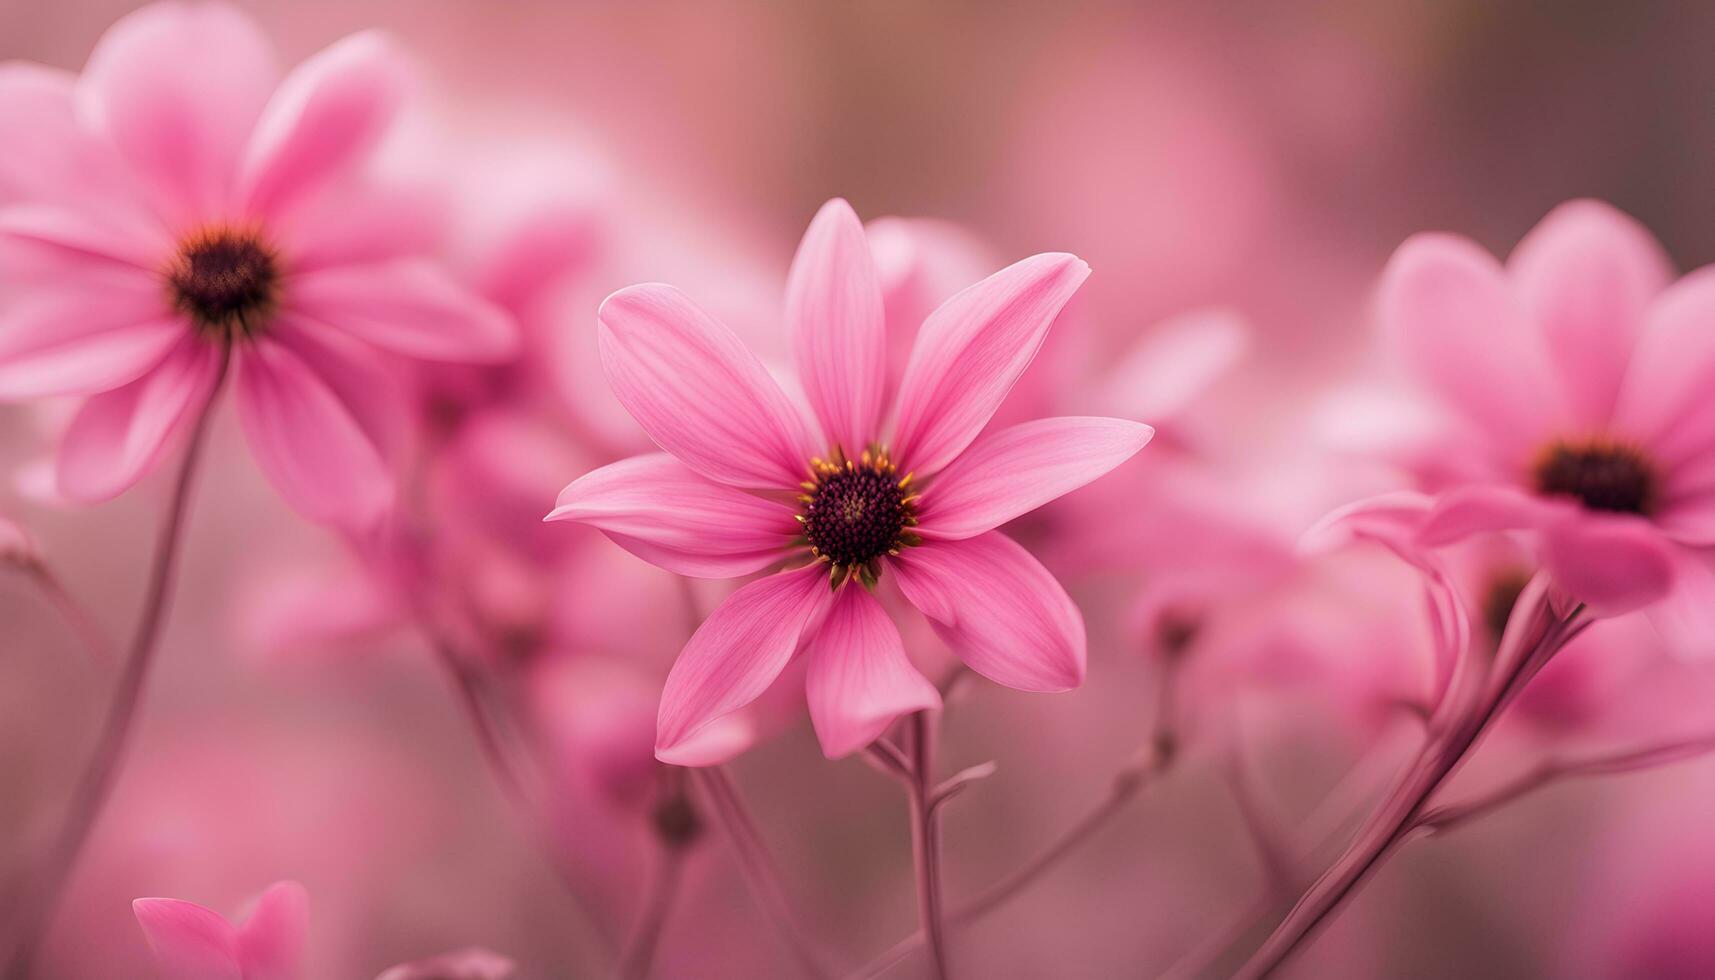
[1540,515,1676,618]
[132,897,243,980]
[546,454,797,578]
[239,32,409,220]
[1614,266,1715,471]
[236,339,394,529]
[892,532,1085,692]
[655,564,830,764]
[55,337,221,502]
[788,198,886,456]
[917,416,1153,540]
[599,284,814,490]
[1415,484,1575,547]
[286,259,518,362]
[892,252,1090,475]
[235,880,309,980]
[805,586,940,759]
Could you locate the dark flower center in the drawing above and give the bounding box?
[168,227,278,337]
[799,448,918,588]
[1480,568,1531,642]
[1532,439,1657,515]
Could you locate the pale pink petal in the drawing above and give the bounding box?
[0,205,164,274]
[0,295,183,400]
[891,532,1085,691]
[788,198,886,456]
[56,337,221,502]
[1416,484,1576,547]
[79,2,279,225]
[1657,491,1715,546]
[236,339,393,528]
[917,417,1153,540]
[270,181,442,275]
[1299,491,1435,555]
[545,454,797,578]
[1508,200,1673,427]
[1614,266,1715,471]
[132,898,243,980]
[374,947,517,980]
[1380,233,1564,462]
[235,880,309,980]
[239,32,409,220]
[285,259,518,362]
[1540,515,1676,618]
[271,317,409,460]
[656,564,830,764]
[892,253,1090,475]
[0,65,91,202]
[805,586,940,758]
[599,284,814,489]
[1092,308,1249,424]
[1646,550,1715,659]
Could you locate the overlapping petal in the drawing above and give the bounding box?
[286,259,517,362]
[234,881,308,980]
[1415,484,1576,547]
[788,198,886,456]
[1615,266,1715,471]
[1540,515,1676,618]
[805,586,940,758]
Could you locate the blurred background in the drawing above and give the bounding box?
[5,1,1715,977]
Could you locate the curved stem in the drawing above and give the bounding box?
[615,842,689,980]
[3,353,228,979]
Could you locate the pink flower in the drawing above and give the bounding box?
[1375,200,1715,643]
[0,3,516,527]
[548,198,1152,762]
[132,880,308,980]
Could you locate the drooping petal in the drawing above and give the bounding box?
[236,338,393,528]
[805,586,940,759]
[234,881,309,980]
[599,284,814,490]
[788,198,886,456]
[55,337,221,502]
[79,2,279,226]
[132,898,243,980]
[1508,200,1673,427]
[917,417,1152,539]
[1415,484,1576,547]
[656,564,830,764]
[285,259,517,362]
[892,253,1090,476]
[1539,515,1676,618]
[1614,266,1715,471]
[239,32,409,221]
[545,454,798,578]
[1379,233,1564,463]
[891,532,1085,692]
[1657,490,1715,547]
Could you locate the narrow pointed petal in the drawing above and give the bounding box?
[1415,484,1576,547]
[235,881,309,980]
[239,32,409,220]
[891,532,1085,692]
[917,417,1153,540]
[56,337,221,502]
[789,198,886,456]
[0,300,183,401]
[599,284,814,489]
[272,317,410,463]
[0,205,164,275]
[805,586,940,759]
[546,454,798,578]
[1540,515,1676,618]
[656,564,830,764]
[132,898,243,980]
[892,253,1090,475]
[286,259,518,362]
[1615,266,1715,470]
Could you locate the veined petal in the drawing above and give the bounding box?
[892,252,1089,476]
[1614,266,1715,471]
[234,881,308,980]
[1540,515,1676,618]
[132,898,243,980]
[805,586,940,759]
[1415,484,1576,547]
[599,284,814,490]
[285,259,518,362]
[788,198,886,456]
[656,564,830,764]
[891,532,1085,692]
[546,454,798,579]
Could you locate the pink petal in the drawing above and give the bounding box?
[1657,491,1715,547]
[891,532,1085,692]
[236,338,394,528]
[1614,266,1715,472]
[917,416,1153,540]
[545,454,798,578]
[79,2,279,226]
[0,292,184,400]
[1540,515,1676,618]
[56,337,221,502]
[1092,308,1248,424]
[285,259,518,362]
[805,585,940,759]
[1380,233,1564,462]
[235,880,309,980]
[239,32,409,221]
[132,897,243,980]
[1416,484,1576,547]
[1508,200,1672,427]
[374,947,517,980]
[271,317,409,462]
[892,252,1090,476]
[788,198,886,456]
[0,65,92,202]
[270,181,442,275]
[599,284,814,490]
[656,564,830,764]
[1645,550,1715,659]
[0,205,164,274]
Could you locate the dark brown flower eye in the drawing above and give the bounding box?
[168,227,279,337]
[1533,439,1657,516]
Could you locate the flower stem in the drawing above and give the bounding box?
[905,711,953,980]
[616,835,691,980]
[13,559,114,669]
[2,353,228,979]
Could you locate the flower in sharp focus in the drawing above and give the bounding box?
[1379,200,1715,646]
[133,880,308,980]
[0,2,516,528]
[548,198,1153,763]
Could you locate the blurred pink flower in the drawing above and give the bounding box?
[133,879,307,980]
[549,198,1151,762]
[0,2,516,528]
[374,947,516,980]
